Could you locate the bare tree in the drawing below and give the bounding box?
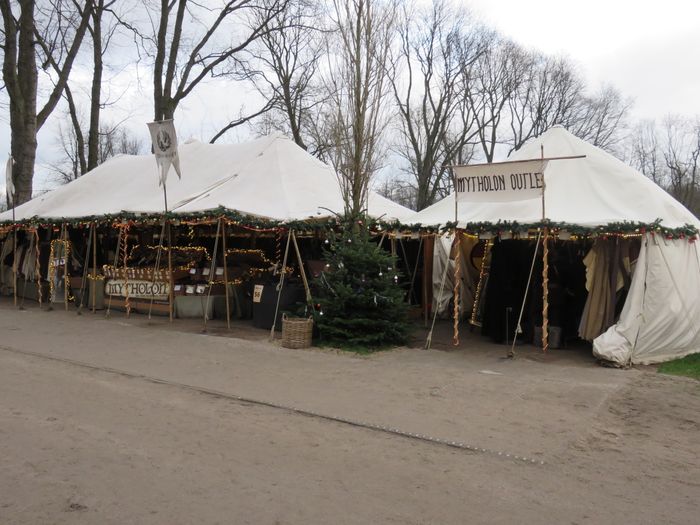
[243,0,325,151]
[627,116,700,217]
[466,37,530,162]
[322,0,396,219]
[1,0,93,204]
[137,0,288,135]
[389,0,488,210]
[629,119,661,183]
[569,85,631,153]
[50,119,145,184]
[508,54,584,151]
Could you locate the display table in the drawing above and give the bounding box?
[174,295,216,319]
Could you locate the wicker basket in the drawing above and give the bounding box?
[281,314,313,349]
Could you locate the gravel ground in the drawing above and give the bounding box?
[0,301,698,524]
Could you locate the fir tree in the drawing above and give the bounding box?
[314,218,410,349]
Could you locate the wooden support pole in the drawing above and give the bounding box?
[35,229,42,307]
[453,232,461,346]
[270,229,292,340]
[12,223,17,306]
[222,220,231,330]
[166,220,174,323]
[63,224,69,310]
[542,228,549,352]
[91,223,97,313]
[291,230,312,308]
[202,219,222,332]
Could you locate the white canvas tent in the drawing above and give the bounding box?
[412,126,700,364]
[411,126,700,229]
[0,133,411,223]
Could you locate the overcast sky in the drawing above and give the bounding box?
[3,0,700,195]
[467,0,700,119]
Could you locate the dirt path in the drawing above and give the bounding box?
[0,301,698,524]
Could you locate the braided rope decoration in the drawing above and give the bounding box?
[541,228,549,352]
[453,234,461,346]
[120,224,131,317]
[34,230,42,306]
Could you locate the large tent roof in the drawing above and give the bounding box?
[1,133,411,223]
[410,126,700,230]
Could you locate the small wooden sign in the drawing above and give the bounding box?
[253,284,264,303]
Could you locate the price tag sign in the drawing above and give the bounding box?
[253,284,264,303]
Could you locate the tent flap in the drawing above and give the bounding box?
[593,234,700,365]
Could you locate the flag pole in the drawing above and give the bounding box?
[11,202,17,307]
[147,119,181,323]
[164,183,174,323]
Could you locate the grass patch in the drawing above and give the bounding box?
[657,353,700,380]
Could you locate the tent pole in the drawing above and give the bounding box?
[35,229,42,307]
[91,222,97,313]
[77,222,93,315]
[508,230,542,358]
[452,232,461,346]
[422,234,435,328]
[425,234,454,350]
[63,223,69,311]
[167,220,174,323]
[105,224,122,318]
[19,226,34,311]
[222,220,231,330]
[377,232,387,251]
[147,218,167,320]
[291,230,313,309]
[202,218,221,332]
[407,236,423,305]
[121,224,131,318]
[269,228,292,340]
[11,206,16,306]
[540,145,549,352]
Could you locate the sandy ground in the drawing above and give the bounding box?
[0,300,698,524]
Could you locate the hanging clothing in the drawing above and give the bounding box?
[578,238,635,341]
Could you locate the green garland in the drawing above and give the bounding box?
[436,219,698,241]
[0,207,436,235]
[0,208,696,240]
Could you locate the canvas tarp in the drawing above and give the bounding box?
[431,233,479,319]
[0,133,412,223]
[410,127,700,230]
[593,234,700,365]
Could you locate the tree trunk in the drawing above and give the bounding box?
[87,0,104,171]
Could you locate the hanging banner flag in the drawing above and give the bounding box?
[454,159,548,203]
[5,155,14,203]
[147,119,182,186]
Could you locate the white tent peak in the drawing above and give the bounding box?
[0,133,412,223]
[410,126,700,229]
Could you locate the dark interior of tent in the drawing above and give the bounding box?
[0,223,641,350]
[458,235,642,351]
